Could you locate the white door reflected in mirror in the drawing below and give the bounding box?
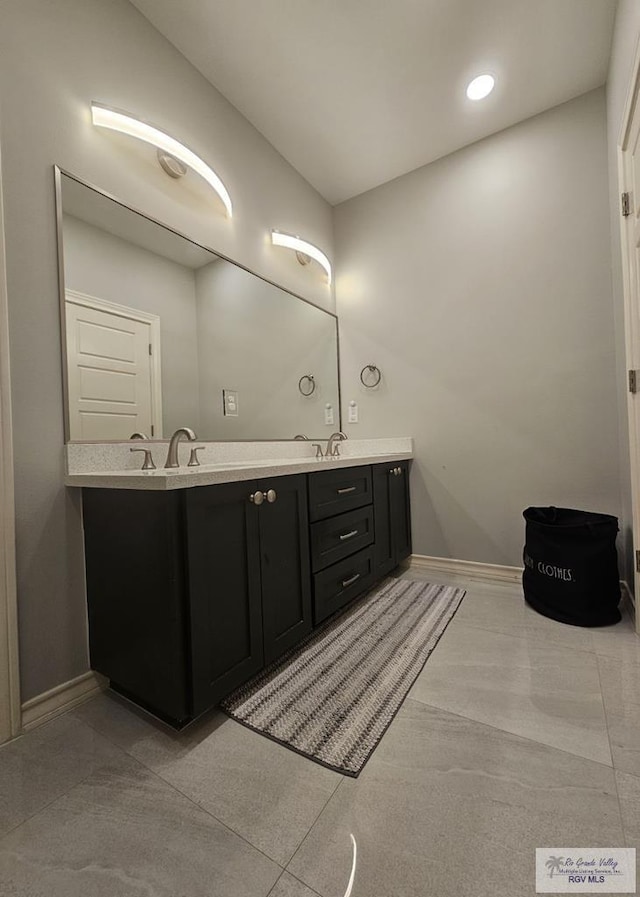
[65,291,162,441]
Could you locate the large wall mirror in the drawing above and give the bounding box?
[55,170,341,442]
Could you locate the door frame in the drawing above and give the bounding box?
[0,137,21,743]
[618,33,640,631]
[65,289,163,438]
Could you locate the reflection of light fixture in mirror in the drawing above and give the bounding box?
[91,103,233,217]
[271,230,332,284]
[342,834,357,897]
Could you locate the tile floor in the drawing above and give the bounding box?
[1,570,639,896]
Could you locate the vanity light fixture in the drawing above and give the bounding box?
[466,74,495,101]
[91,103,233,217]
[271,230,332,285]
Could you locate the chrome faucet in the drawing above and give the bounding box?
[164,427,197,468]
[326,431,348,457]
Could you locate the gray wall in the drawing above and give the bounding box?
[195,260,339,440]
[335,89,619,567]
[0,0,333,701]
[63,215,201,434]
[606,0,640,592]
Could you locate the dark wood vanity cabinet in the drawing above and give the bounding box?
[372,460,412,578]
[83,473,311,725]
[308,466,376,624]
[81,461,410,727]
[186,474,311,715]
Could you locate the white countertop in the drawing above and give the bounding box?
[64,438,413,491]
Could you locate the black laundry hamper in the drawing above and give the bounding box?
[522,507,621,627]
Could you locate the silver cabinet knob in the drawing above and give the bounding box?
[266,489,277,503]
[250,491,265,505]
[389,468,395,475]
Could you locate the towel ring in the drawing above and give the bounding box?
[298,374,316,396]
[360,364,381,388]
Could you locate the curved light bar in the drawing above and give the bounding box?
[91,103,233,217]
[271,230,332,284]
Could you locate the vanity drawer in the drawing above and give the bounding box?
[310,506,374,573]
[308,466,372,522]
[313,546,374,625]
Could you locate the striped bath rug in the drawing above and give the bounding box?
[221,578,465,776]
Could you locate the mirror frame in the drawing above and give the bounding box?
[54,166,342,442]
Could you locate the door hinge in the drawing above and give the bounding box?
[622,191,631,217]
[148,343,152,356]
[636,549,640,574]
[629,370,638,394]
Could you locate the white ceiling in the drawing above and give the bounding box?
[129,0,617,205]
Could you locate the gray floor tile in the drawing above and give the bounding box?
[0,752,281,897]
[592,614,640,663]
[615,771,640,891]
[75,692,342,867]
[396,567,522,596]
[287,700,624,897]
[452,583,597,654]
[269,871,323,897]
[599,655,640,777]
[0,714,126,837]
[616,770,640,845]
[409,620,612,764]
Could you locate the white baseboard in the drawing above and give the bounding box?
[408,554,523,584]
[409,555,635,619]
[21,670,106,732]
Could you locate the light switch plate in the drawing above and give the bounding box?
[348,401,358,423]
[223,388,239,417]
[324,404,334,425]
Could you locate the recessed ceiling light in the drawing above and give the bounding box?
[466,74,495,101]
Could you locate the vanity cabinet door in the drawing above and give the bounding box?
[83,489,191,726]
[372,461,412,576]
[258,474,312,665]
[185,482,264,717]
[390,461,412,563]
[372,464,395,578]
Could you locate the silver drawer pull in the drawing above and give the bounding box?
[250,491,265,505]
[337,486,357,494]
[339,529,359,541]
[341,573,361,588]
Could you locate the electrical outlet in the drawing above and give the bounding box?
[348,400,358,423]
[324,404,334,425]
